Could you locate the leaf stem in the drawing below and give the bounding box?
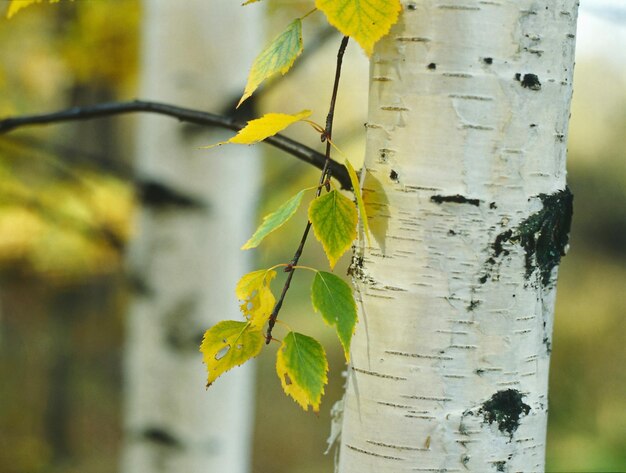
[300,8,318,20]
[290,265,318,273]
[265,35,349,344]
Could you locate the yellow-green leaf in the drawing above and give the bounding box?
[238,19,303,107]
[203,110,311,148]
[308,189,357,269]
[6,0,66,18]
[276,332,328,412]
[242,190,306,250]
[315,0,402,55]
[362,171,390,252]
[236,269,277,327]
[200,321,264,387]
[311,271,357,361]
[345,159,371,246]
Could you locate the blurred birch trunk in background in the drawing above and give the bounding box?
[121,2,262,472]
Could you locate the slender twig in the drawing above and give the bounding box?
[265,36,350,344]
[0,100,352,189]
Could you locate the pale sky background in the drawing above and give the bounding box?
[578,0,626,67]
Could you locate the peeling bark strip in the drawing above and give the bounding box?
[337,1,578,472]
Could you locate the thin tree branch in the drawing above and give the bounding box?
[0,100,352,189]
[265,36,350,344]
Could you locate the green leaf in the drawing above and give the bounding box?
[315,0,401,55]
[311,271,357,361]
[242,190,306,249]
[238,19,303,107]
[308,189,357,269]
[276,332,328,412]
[236,269,277,327]
[200,321,264,387]
[202,110,311,148]
[344,159,371,246]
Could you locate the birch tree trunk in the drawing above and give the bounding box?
[337,2,578,472]
[121,2,261,472]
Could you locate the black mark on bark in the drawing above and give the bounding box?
[481,188,573,285]
[480,389,530,439]
[348,254,376,286]
[427,62,437,70]
[494,460,506,472]
[516,73,542,90]
[483,57,493,65]
[138,180,207,211]
[165,296,203,353]
[517,188,573,284]
[390,169,399,182]
[467,299,480,311]
[431,194,480,206]
[127,273,154,297]
[140,427,183,449]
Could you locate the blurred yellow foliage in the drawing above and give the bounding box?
[60,1,139,89]
[0,0,139,282]
[0,166,135,280]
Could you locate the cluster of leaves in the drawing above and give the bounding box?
[200,178,362,411]
[201,0,400,411]
[6,0,402,412]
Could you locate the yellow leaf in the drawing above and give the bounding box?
[200,321,264,387]
[6,0,66,19]
[315,0,402,55]
[345,159,371,246]
[362,171,389,252]
[203,110,311,148]
[238,19,302,106]
[236,269,277,327]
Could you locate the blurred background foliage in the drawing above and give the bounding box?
[0,1,623,473]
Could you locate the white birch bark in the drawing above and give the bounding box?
[337,2,578,472]
[121,2,261,472]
